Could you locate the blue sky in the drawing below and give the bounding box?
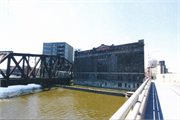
[0,0,179,73]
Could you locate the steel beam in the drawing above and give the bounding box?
[52,58,59,76]
[28,57,41,78]
[6,54,11,86]
[25,57,34,77]
[9,57,23,76]
[11,56,26,78]
[0,69,6,78]
[0,52,74,87]
[21,56,25,78]
[0,52,11,64]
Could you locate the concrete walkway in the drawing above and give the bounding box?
[145,81,180,120]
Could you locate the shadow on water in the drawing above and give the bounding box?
[145,82,164,120]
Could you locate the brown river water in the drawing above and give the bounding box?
[0,87,128,119]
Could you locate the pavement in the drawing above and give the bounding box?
[145,81,180,120]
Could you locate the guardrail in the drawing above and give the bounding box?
[109,78,151,120]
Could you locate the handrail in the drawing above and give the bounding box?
[109,78,151,120]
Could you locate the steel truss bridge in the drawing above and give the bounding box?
[0,51,73,88]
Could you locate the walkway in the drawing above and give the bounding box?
[145,81,180,120]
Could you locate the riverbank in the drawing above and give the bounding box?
[0,84,41,99]
[58,85,130,97]
[0,84,130,99]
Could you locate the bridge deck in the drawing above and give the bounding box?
[145,81,180,120]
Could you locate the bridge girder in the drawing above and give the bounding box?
[0,52,73,87]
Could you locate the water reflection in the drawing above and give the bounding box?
[0,88,128,119]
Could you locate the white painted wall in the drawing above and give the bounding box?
[156,74,180,84]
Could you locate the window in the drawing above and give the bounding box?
[133,76,135,81]
[105,75,107,80]
[53,44,57,47]
[118,83,122,87]
[86,74,89,79]
[105,82,107,85]
[43,51,51,55]
[133,83,135,88]
[125,83,127,87]
[53,52,57,55]
[137,77,139,81]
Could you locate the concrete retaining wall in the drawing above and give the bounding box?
[74,79,142,91]
[62,86,125,97]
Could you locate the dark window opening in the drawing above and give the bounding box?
[133,76,135,81]
[105,82,107,85]
[118,83,122,87]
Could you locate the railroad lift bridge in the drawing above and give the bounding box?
[0,51,73,89]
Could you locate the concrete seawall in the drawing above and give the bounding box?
[62,86,126,97]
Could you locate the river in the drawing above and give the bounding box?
[0,86,128,119]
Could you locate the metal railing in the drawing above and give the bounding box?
[109,78,151,120]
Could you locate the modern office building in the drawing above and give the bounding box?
[74,40,145,90]
[42,42,73,63]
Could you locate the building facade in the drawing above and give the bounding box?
[148,60,167,79]
[74,40,145,90]
[42,42,73,63]
[156,61,166,74]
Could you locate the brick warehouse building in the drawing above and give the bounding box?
[74,40,145,90]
